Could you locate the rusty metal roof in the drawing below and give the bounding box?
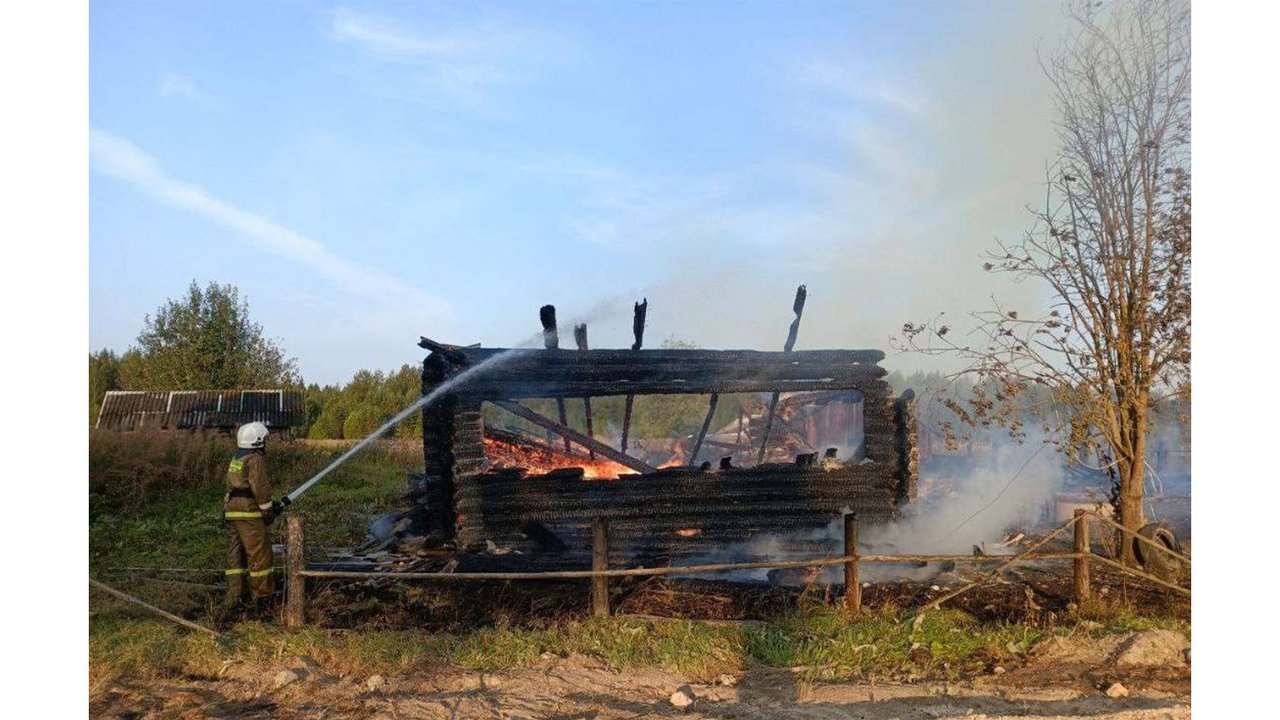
[95,389,305,431]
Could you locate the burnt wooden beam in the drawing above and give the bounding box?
[418,336,472,364]
[540,305,560,349]
[448,361,885,384]
[540,305,572,453]
[492,400,658,474]
[688,393,719,466]
[631,299,648,352]
[454,376,883,399]
[430,347,886,367]
[574,323,596,459]
[784,285,807,353]
[758,285,807,465]
[621,298,647,454]
[421,344,889,398]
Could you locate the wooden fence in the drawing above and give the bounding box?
[280,509,1190,628]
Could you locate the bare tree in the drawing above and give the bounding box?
[900,0,1190,558]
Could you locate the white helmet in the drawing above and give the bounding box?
[237,421,270,449]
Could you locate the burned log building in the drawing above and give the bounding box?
[413,303,918,562]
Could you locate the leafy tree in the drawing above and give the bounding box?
[88,349,121,424]
[121,281,299,390]
[385,364,423,439]
[302,383,343,438]
[342,405,387,440]
[900,0,1190,557]
[308,403,346,440]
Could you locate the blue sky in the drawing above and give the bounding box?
[90,1,1066,385]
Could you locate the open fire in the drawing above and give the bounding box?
[483,432,635,479]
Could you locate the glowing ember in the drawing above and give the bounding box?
[484,435,634,479]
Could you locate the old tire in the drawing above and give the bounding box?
[1132,522,1183,578]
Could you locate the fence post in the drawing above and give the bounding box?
[285,514,307,628]
[592,518,610,618]
[1073,509,1090,605]
[844,512,861,614]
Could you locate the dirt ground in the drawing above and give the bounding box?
[91,632,1190,720]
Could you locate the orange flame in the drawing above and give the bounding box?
[483,436,634,479]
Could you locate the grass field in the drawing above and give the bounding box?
[88,432,1188,695]
[90,431,417,573]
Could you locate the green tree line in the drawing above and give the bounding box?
[90,281,748,442]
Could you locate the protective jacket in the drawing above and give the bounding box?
[224,449,275,519]
[224,448,275,600]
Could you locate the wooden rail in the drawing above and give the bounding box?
[270,512,1191,627]
[93,511,1190,631]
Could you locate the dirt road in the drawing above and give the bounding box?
[92,648,1190,720]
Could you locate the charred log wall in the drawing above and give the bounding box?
[893,389,919,503]
[419,344,917,556]
[420,356,455,535]
[455,464,898,558]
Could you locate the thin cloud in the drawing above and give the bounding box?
[88,127,454,322]
[329,10,473,61]
[325,7,573,105]
[793,55,928,119]
[158,71,217,107]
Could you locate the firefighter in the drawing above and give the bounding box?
[223,421,287,609]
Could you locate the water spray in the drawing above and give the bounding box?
[281,348,528,504]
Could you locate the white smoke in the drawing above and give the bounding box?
[676,430,1066,585]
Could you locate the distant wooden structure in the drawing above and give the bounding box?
[95,389,304,437]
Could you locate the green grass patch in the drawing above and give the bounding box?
[1073,596,1191,638]
[90,432,417,574]
[739,605,1046,681]
[91,607,1075,691]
